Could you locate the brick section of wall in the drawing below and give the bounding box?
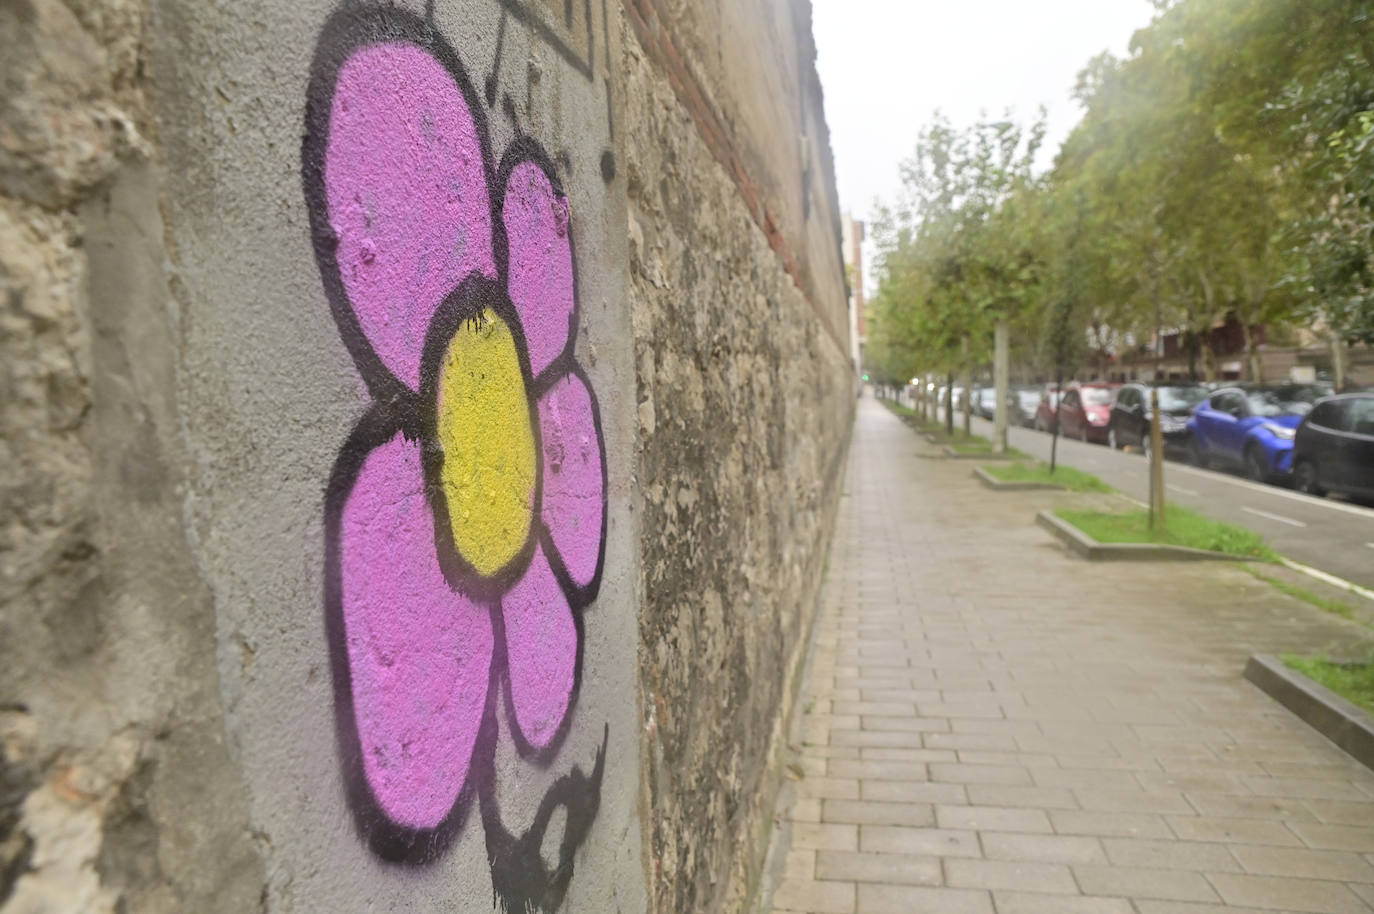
[621,0,850,361]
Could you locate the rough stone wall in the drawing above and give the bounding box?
[0,2,263,911]
[621,1,855,911]
[0,1,852,911]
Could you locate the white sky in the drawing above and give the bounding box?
[813,0,1158,228]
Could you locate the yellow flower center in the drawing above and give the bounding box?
[436,308,536,578]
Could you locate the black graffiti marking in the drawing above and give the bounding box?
[497,0,595,82]
[482,726,608,914]
[302,4,610,901]
[486,7,509,107]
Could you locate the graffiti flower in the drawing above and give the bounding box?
[303,8,606,864]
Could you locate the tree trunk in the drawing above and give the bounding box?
[1333,336,1349,391]
[994,320,1009,454]
[945,371,954,436]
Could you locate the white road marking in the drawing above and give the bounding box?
[1281,558,1374,603]
[1167,484,1199,496]
[1242,506,1307,528]
[1367,543,1374,550]
[1170,462,1374,521]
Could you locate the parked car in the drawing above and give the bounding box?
[1033,386,1062,432]
[1292,393,1374,500]
[1187,383,1334,481]
[1107,383,1209,457]
[1057,383,1119,444]
[1013,387,1041,428]
[973,387,999,419]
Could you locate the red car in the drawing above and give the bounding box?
[1033,386,1062,433]
[1058,383,1120,444]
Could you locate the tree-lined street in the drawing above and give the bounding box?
[961,412,1374,590]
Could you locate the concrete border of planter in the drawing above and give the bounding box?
[942,445,1014,461]
[974,467,1065,491]
[1245,654,1374,772]
[1035,510,1251,562]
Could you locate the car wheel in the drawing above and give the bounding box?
[1294,460,1326,497]
[1245,445,1270,483]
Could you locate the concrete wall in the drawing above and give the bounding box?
[0,1,853,911]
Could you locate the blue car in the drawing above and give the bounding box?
[1187,384,1334,482]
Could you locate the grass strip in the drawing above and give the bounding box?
[1283,655,1374,715]
[984,461,1112,492]
[1056,506,1279,561]
[1244,566,1357,623]
[878,397,915,418]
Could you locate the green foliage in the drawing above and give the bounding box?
[1056,507,1279,560]
[869,0,1374,383]
[1284,656,1374,715]
[1245,567,1358,622]
[984,462,1113,493]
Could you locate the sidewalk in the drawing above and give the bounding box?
[764,396,1374,914]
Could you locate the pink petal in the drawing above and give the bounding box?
[501,543,577,750]
[326,43,496,390]
[340,432,493,829]
[538,371,605,590]
[503,160,575,378]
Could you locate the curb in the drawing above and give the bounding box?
[942,445,1014,461]
[1035,510,1251,562]
[1245,655,1374,773]
[973,467,1065,491]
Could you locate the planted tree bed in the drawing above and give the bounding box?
[980,462,1110,492]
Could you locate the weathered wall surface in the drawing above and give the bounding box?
[0,0,852,911]
[621,1,854,911]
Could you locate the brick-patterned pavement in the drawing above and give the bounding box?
[765,396,1374,914]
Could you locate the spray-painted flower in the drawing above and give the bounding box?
[303,8,606,864]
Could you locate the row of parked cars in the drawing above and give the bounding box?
[954,381,1374,501]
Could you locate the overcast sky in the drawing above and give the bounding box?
[812,0,1158,225]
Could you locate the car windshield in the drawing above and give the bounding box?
[1156,386,1207,410]
[1081,389,1114,406]
[1244,385,1332,417]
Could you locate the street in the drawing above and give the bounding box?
[954,412,1374,591]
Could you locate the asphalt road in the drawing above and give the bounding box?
[948,410,1374,589]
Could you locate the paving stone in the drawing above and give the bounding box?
[822,800,934,827]
[965,784,1079,810]
[929,763,1033,785]
[1207,873,1370,913]
[855,884,993,914]
[815,850,940,886]
[1289,821,1374,852]
[935,805,1053,834]
[981,831,1106,864]
[1049,810,1173,839]
[858,825,980,857]
[860,780,967,804]
[772,878,855,914]
[1072,864,1220,902]
[1100,837,1240,871]
[992,891,1133,914]
[1073,789,1195,815]
[1229,843,1374,882]
[1164,814,1303,846]
[791,823,858,852]
[944,858,1079,893]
